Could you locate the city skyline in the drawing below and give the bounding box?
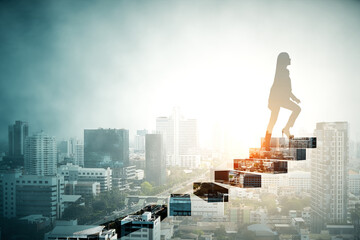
[1,1,360,239]
[1,1,360,155]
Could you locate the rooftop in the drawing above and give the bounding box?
[62,195,81,203]
[47,225,104,237]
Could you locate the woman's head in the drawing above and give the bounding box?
[277,52,291,67]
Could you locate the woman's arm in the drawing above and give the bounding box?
[290,92,301,104]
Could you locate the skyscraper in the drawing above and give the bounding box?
[134,129,147,153]
[7,121,29,166]
[57,138,84,166]
[156,107,200,168]
[310,122,349,233]
[24,131,57,176]
[8,120,29,157]
[84,128,129,168]
[145,134,166,186]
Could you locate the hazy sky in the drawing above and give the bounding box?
[1,0,360,154]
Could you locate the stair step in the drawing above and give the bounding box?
[169,194,224,217]
[233,159,288,174]
[193,182,229,202]
[169,194,192,216]
[214,170,262,188]
[261,137,316,149]
[249,148,306,160]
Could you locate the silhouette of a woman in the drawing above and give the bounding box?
[264,52,301,149]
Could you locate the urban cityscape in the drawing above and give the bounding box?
[1,1,360,240]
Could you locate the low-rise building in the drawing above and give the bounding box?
[119,211,161,240]
[58,164,112,192]
[0,171,64,220]
[44,224,116,240]
[65,181,100,197]
[349,170,360,196]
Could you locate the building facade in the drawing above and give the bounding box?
[65,181,100,197]
[58,164,112,192]
[145,134,166,186]
[8,120,29,157]
[84,128,129,168]
[0,171,64,220]
[134,129,147,153]
[349,170,360,196]
[156,107,200,168]
[120,212,161,240]
[310,122,349,233]
[24,131,57,176]
[58,138,84,166]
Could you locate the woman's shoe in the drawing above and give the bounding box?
[282,128,294,139]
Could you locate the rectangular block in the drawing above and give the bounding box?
[290,148,306,160]
[261,137,288,148]
[261,137,316,149]
[193,182,229,202]
[249,148,306,161]
[169,194,191,216]
[233,159,287,174]
[191,196,224,217]
[289,137,316,148]
[214,170,261,188]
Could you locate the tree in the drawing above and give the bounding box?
[214,225,227,240]
[280,196,310,215]
[261,193,277,214]
[141,181,153,195]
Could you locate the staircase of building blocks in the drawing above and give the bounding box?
[192,136,317,202]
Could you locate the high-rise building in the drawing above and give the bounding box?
[24,131,57,176]
[310,122,349,233]
[8,120,29,157]
[156,107,200,168]
[84,128,129,168]
[57,138,84,166]
[145,134,166,186]
[0,171,64,220]
[6,121,29,166]
[67,138,84,166]
[74,140,84,167]
[134,129,147,153]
